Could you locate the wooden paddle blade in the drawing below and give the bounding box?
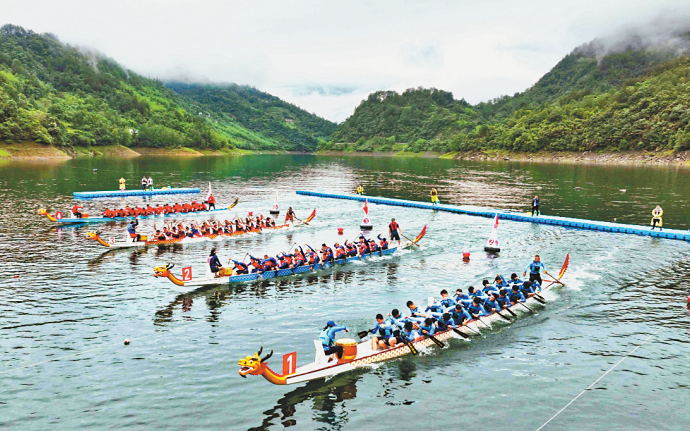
[496,312,512,321]
[533,296,547,304]
[357,330,369,339]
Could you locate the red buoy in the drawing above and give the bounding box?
[338,228,344,235]
[248,212,253,217]
[462,251,470,261]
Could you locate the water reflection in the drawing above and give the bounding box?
[249,373,363,430]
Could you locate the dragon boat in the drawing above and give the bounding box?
[153,225,427,288]
[86,209,316,249]
[238,254,569,385]
[37,198,239,225]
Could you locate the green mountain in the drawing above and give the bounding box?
[166,83,336,152]
[327,32,690,154]
[0,24,334,152]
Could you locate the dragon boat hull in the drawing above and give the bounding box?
[88,209,316,249]
[38,199,240,225]
[155,225,427,288]
[238,254,568,385]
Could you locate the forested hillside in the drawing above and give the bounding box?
[327,33,690,154]
[0,24,334,152]
[167,83,336,152]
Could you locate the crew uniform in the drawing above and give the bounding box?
[525,259,546,285]
[389,219,401,242]
[319,321,348,358]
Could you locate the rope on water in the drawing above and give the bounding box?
[534,326,662,431]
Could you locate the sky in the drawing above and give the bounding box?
[4,0,690,122]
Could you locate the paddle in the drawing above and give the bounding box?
[517,302,535,313]
[425,333,445,348]
[451,327,470,339]
[293,214,308,226]
[400,232,420,248]
[462,323,482,336]
[544,271,565,287]
[400,335,419,355]
[532,295,547,305]
[478,316,492,328]
[495,310,512,321]
[357,329,372,339]
[504,307,518,317]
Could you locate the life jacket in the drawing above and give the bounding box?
[250,259,261,270]
[199,203,207,211]
[307,252,317,264]
[234,261,248,271]
[319,329,334,347]
[380,239,388,249]
[389,221,399,233]
[192,203,200,211]
[335,246,346,258]
[284,254,293,265]
[369,241,379,252]
[358,243,367,255]
[102,209,114,218]
[173,204,182,213]
[207,195,215,204]
[72,205,81,213]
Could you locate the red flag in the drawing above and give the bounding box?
[363,199,368,215]
[558,253,570,279]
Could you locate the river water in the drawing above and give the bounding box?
[0,155,689,430]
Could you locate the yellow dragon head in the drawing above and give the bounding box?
[37,208,47,215]
[153,263,175,278]
[238,347,273,378]
[86,231,98,239]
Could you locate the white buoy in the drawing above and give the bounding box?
[360,199,372,230]
[270,191,279,215]
[484,214,500,253]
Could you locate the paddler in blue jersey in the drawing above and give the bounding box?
[496,289,510,309]
[127,219,139,242]
[291,247,305,268]
[519,280,539,298]
[320,320,349,359]
[468,297,488,319]
[524,255,546,285]
[450,303,472,325]
[454,288,470,303]
[481,279,499,295]
[371,313,398,350]
[425,297,444,315]
[208,248,224,277]
[277,254,290,269]
[509,273,524,287]
[418,318,436,337]
[439,289,457,309]
[345,241,357,257]
[401,321,419,342]
[261,255,277,271]
[508,285,526,306]
[483,293,502,314]
[387,308,408,328]
[436,313,457,331]
[406,301,425,318]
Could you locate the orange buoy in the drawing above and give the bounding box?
[338,228,344,235]
[462,251,470,261]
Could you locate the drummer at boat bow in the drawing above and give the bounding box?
[127,219,139,242]
[320,321,349,359]
[524,255,546,285]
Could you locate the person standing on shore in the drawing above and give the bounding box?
[431,188,439,206]
[147,176,153,191]
[141,176,148,191]
[357,184,364,195]
[119,177,126,191]
[531,195,540,216]
[651,205,663,230]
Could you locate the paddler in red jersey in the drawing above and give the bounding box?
[191,201,200,212]
[388,218,402,247]
[285,207,296,224]
[102,208,115,218]
[71,204,83,218]
[206,194,216,210]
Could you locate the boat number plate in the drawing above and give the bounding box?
[182,267,193,281]
[283,352,297,375]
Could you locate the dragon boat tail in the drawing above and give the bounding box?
[238,254,569,386]
[153,224,426,288]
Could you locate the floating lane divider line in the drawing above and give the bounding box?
[73,188,201,199]
[295,191,690,242]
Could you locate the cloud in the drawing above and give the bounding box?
[3,0,690,121]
